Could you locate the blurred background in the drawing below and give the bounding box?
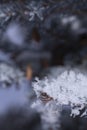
[0,0,87,78]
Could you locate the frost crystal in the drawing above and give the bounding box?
[26,1,45,21]
[0,63,24,86]
[33,70,87,117]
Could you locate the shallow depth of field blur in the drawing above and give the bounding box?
[0,0,87,130]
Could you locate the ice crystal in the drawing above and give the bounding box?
[33,70,87,117]
[26,1,45,21]
[0,63,24,86]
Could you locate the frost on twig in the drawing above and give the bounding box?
[33,70,87,117]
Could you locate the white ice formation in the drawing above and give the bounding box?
[33,70,87,117]
[0,63,24,86]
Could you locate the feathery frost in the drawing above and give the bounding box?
[33,70,87,117]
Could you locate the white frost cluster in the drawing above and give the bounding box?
[26,1,45,21]
[0,63,24,86]
[33,70,87,116]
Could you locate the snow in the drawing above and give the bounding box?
[33,70,87,117]
[0,63,24,86]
